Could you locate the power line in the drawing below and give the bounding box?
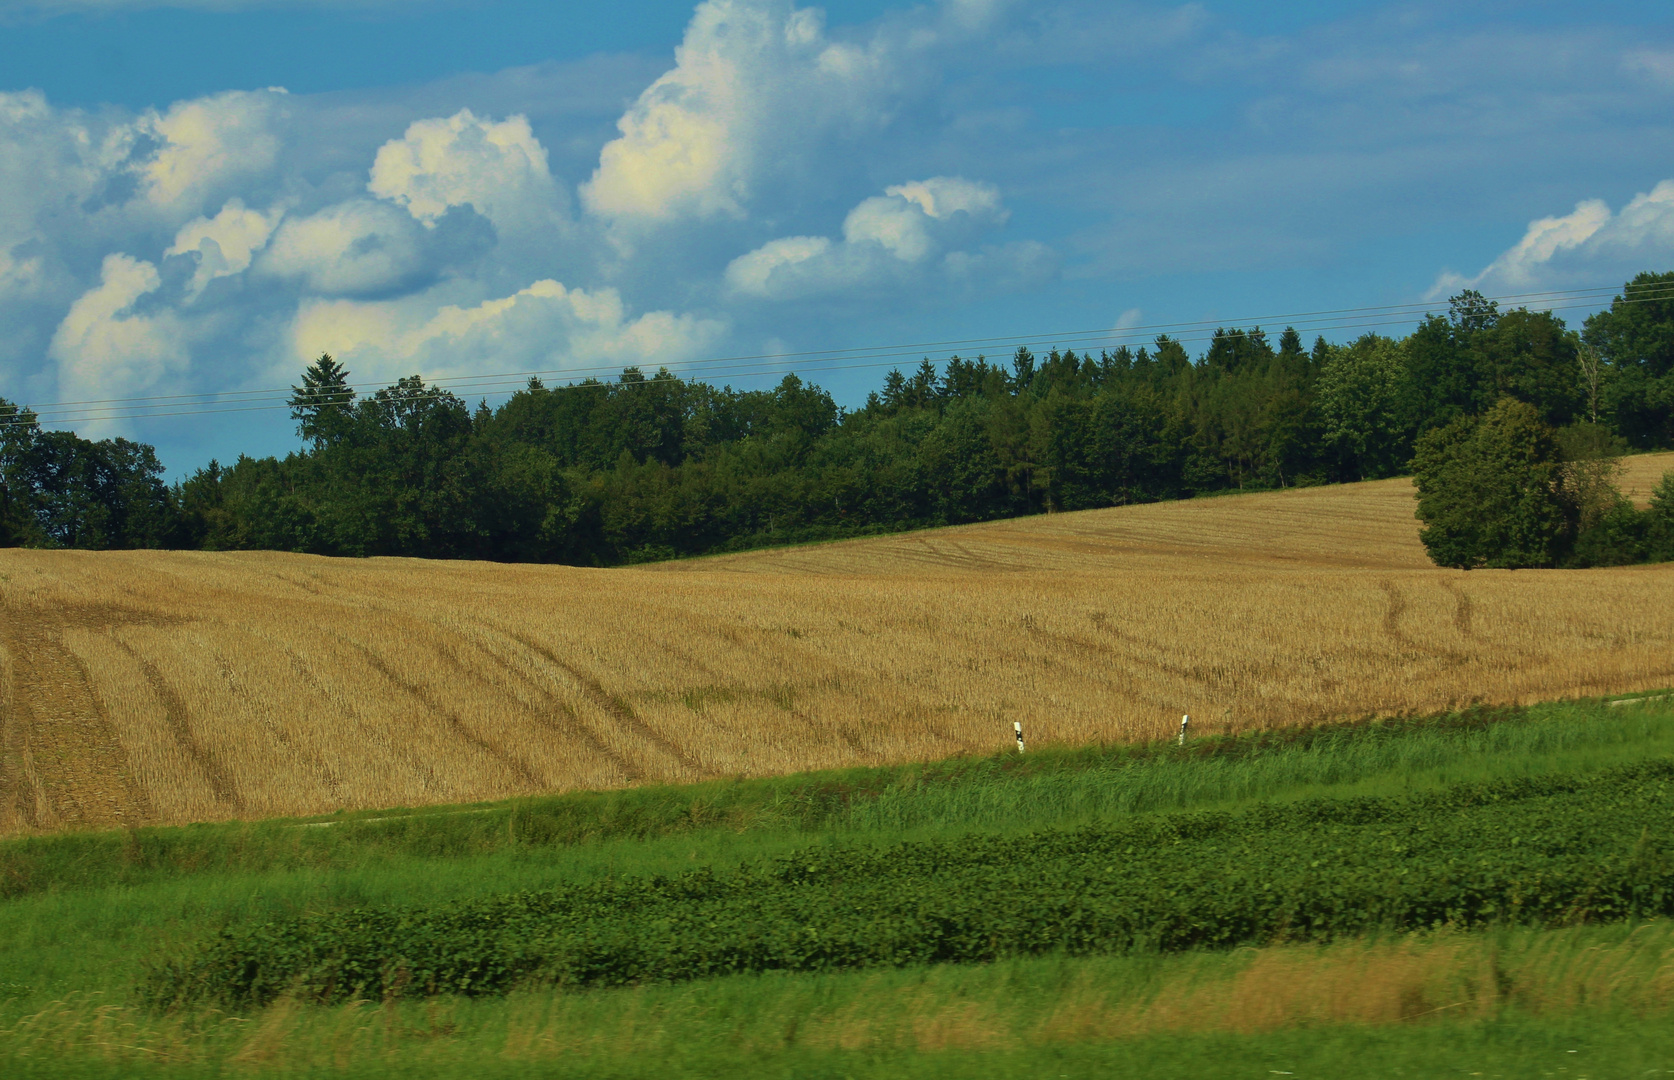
[2,279,1670,429]
[12,281,1668,418]
[7,280,1652,410]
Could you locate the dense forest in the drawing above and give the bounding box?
[3,272,1672,566]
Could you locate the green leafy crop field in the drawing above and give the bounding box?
[156,761,1674,1007]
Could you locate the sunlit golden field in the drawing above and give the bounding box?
[2,453,1671,835]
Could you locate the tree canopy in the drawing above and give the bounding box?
[1412,399,1571,569]
[4,275,1673,567]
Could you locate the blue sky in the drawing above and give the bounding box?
[1,0,1671,474]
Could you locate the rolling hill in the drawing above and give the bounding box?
[2,453,1671,835]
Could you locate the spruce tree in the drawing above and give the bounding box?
[288,353,357,447]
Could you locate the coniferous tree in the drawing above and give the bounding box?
[289,353,357,448]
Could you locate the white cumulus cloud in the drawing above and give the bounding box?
[258,200,427,297]
[582,0,922,225]
[724,235,833,295]
[1432,180,1674,295]
[49,253,191,407]
[368,109,566,231]
[726,176,1046,299]
[0,91,111,306]
[128,89,289,212]
[288,278,728,386]
[845,177,1006,260]
[166,199,280,300]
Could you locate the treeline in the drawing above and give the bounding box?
[2,272,1672,565]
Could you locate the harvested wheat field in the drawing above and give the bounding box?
[2,455,1673,834]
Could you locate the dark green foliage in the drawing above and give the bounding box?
[1569,500,1655,567]
[1317,333,1408,480]
[0,397,179,550]
[172,337,1335,561]
[1584,271,1674,448]
[1412,398,1573,568]
[1401,314,1486,435]
[288,352,357,448]
[163,278,1659,563]
[7,274,1674,564]
[0,398,40,546]
[150,760,1674,1008]
[1477,309,1584,428]
[1648,471,1674,562]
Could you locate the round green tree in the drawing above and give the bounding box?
[1411,397,1572,569]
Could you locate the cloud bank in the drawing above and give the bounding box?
[0,0,1058,438]
[4,0,1673,468]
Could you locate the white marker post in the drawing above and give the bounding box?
[1014,721,1025,754]
[1178,714,1190,746]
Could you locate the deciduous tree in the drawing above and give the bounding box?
[1412,398,1571,569]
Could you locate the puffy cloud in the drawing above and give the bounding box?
[368,109,566,230]
[166,199,280,300]
[49,253,191,405]
[257,200,428,297]
[726,176,1046,300]
[583,0,914,225]
[128,89,289,211]
[0,88,288,297]
[288,278,728,385]
[1432,180,1674,295]
[845,177,1006,261]
[1613,181,1674,244]
[724,235,832,295]
[1471,199,1613,287]
[0,92,65,216]
[886,176,1005,221]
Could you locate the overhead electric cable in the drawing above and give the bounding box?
[2,279,1670,429]
[12,280,1663,411]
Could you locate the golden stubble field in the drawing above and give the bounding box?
[2,453,1671,835]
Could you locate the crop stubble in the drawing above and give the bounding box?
[2,457,1672,834]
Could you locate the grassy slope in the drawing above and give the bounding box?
[3,693,1673,1075]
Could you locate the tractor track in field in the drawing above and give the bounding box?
[0,598,160,831]
[493,624,705,782]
